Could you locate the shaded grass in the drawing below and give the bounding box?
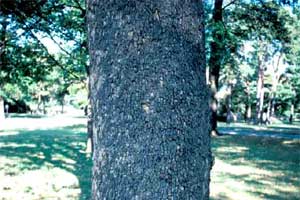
[211,135,300,200]
[9,113,45,118]
[218,122,300,139]
[0,124,92,200]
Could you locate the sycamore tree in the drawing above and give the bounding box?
[212,0,295,124]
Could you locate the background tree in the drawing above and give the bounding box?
[208,0,224,135]
[207,0,297,125]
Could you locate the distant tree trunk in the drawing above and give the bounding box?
[0,17,7,120]
[61,101,64,114]
[255,45,267,125]
[209,0,224,135]
[266,98,271,124]
[266,92,275,124]
[42,97,46,115]
[289,103,294,124]
[37,94,42,113]
[245,81,252,123]
[226,83,232,124]
[0,97,4,120]
[267,52,283,124]
[246,104,252,123]
[87,0,212,199]
[271,97,275,117]
[255,64,264,124]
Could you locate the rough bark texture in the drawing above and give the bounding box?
[87,0,211,199]
[208,0,223,135]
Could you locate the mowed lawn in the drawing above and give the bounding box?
[0,117,299,200]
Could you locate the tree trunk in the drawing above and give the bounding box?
[0,17,7,120]
[61,96,65,114]
[226,84,232,124]
[266,98,271,124]
[0,96,4,120]
[87,1,212,199]
[42,98,46,115]
[289,103,294,124]
[209,0,224,135]
[255,48,266,125]
[255,68,264,124]
[246,104,252,123]
[271,97,275,117]
[266,92,275,124]
[245,81,252,123]
[0,16,7,71]
[267,52,282,124]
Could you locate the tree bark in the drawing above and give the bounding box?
[208,0,224,135]
[87,0,211,199]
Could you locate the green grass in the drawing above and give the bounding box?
[211,135,300,200]
[0,119,299,199]
[0,124,92,200]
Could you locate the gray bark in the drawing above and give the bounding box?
[87,0,211,199]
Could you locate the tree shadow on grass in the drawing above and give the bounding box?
[9,114,45,118]
[218,123,300,139]
[0,125,92,200]
[211,135,300,200]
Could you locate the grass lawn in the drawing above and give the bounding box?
[0,120,92,200]
[0,117,299,199]
[210,135,300,200]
